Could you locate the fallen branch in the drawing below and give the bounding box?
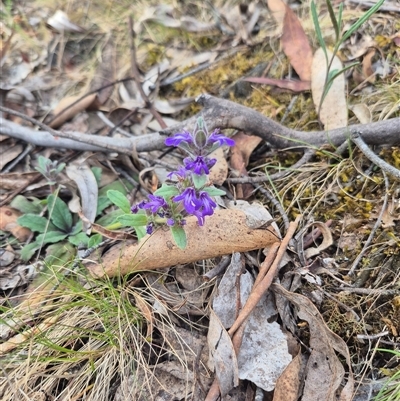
[1,95,400,155]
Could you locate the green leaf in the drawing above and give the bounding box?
[326,0,339,41]
[68,232,89,246]
[96,196,112,216]
[88,234,103,248]
[17,214,51,233]
[311,1,328,63]
[36,231,69,245]
[322,62,359,103]
[107,190,131,214]
[202,186,226,196]
[20,241,40,261]
[117,213,148,227]
[337,2,343,35]
[340,0,385,45]
[47,195,73,232]
[134,226,147,241]
[91,166,102,186]
[154,183,179,199]
[44,242,76,266]
[98,180,130,197]
[10,195,42,214]
[69,220,83,236]
[96,209,125,227]
[192,174,207,189]
[170,226,187,249]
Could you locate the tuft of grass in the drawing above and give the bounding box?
[374,348,400,401]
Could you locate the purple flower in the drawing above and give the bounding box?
[131,201,146,214]
[141,195,167,214]
[184,156,216,175]
[208,130,235,147]
[167,166,188,180]
[167,218,175,226]
[198,191,217,215]
[165,118,235,158]
[191,191,217,226]
[146,223,154,234]
[173,188,201,214]
[165,131,193,147]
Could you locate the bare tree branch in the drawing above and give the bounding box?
[1,94,400,155]
[161,95,400,150]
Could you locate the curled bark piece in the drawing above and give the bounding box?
[86,209,280,278]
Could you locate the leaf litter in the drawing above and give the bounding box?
[0,0,400,400]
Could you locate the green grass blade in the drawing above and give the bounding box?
[337,2,343,35]
[326,0,339,41]
[340,0,385,44]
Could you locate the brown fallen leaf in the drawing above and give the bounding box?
[230,131,262,199]
[273,349,306,401]
[267,0,286,35]
[49,93,97,129]
[86,208,280,278]
[272,283,354,401]
[244,77,311,92]
[0,206,31,241]
[281,4,313,82]
[209,148,229,186]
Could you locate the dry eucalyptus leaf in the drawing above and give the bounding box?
[50,93,97,129]
[0,206,31,241]
[209,148,229,186]
[281,3,313,82]
[273,349,305,401]
[272,283,354,401]
[213,253,291,392]
[66,164,98,234]
[311,48,348,129]
[47,10,85,33]
[208,309,239,397]
[86,208,279,278]
[349,103,372,124]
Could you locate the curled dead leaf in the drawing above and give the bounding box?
[0,206,31,241]
[86,208,280,278]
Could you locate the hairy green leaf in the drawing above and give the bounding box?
[117,214,148,227]
[192,174,207,190]
[170,225,187,249]
[107,190,131,214]
[202,186,226,196]
[154,183,179,199]
[17,214,51,233]
[11,195,43,214]
[47,195,73,232]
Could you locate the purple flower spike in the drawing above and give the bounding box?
[167,166,188,180]
[141,195,167,214]
[208,130,235,147]
[173,188,201,214]
[198,191,217,216]
[165,131,193,147]
[184,156,216,175]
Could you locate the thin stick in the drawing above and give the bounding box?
[228,216,300,336]
[352,132,400,180]
[348,171,389,276]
